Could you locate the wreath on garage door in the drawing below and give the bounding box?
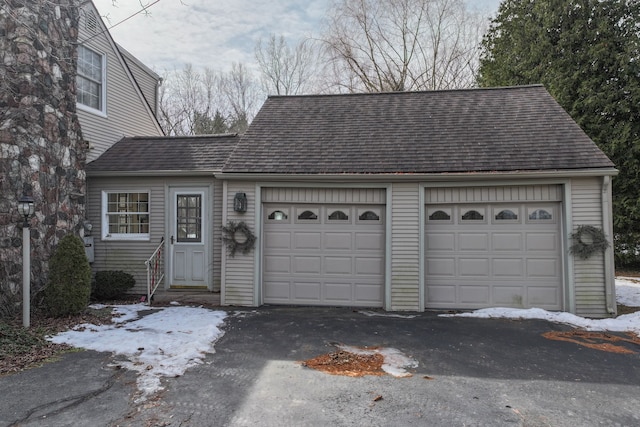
[221,221,256,257]
[569,225,610,260]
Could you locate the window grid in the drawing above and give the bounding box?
[176,195,202,242]
[77,45,103,110]
[106,192,149,235]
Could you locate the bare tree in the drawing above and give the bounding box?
[158,64,217,135]
[158,63,263,135]
[217,62,263,133]
[322,0,486,92]
[255,34,318,95]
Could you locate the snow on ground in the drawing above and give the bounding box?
[338,344,419,377]
[48,304,226,400]
[47,278,640,398]
[441,277,640,335]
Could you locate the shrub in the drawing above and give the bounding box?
[92,270,135,300]
[42,234,91,317]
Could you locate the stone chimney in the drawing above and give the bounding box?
[0,0,86,313]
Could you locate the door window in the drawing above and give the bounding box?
[177,194,202,242]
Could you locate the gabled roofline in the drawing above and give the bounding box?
[78,1,165,136]
[215,168,619,182]
[264,84,546,101]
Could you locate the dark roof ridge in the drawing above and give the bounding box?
[265,84,546,100]
[125,133,239,141]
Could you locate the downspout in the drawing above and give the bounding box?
[602,176,616,315]
[155,77,163,118]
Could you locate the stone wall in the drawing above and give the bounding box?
[0,0,85,313]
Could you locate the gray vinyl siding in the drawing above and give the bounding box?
[390,182,421,311]
[88,176,223,295]
[119,47,159,115]
[571,177,607,318]
[262,187,386,204]
[212,179,223,292]
[425,184,563,203]
[87,177,166,295]
[78,3,162,163]
[222,182,257,306]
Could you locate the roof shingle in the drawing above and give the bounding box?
[222,85,614,174]
[87,134,238,173]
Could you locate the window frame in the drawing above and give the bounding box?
[492,206,520,224]
[77,45,107,116]
[460,206,487,224]
[294,206,320,224]
[427,207,453,224]
[327,206,351,224]
[526,206,556,223]
[101,190,150,241]
[356,207,383,224]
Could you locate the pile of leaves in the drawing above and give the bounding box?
[0,306,114,376]
[543,330,640,355]
[301,349,385,377]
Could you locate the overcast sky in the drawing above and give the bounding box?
[93,0,502,75]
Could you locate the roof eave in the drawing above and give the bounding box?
[87,169,220,178]
[215,168,619,182]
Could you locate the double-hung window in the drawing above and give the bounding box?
[77,45,105,114]
[102,191,150,240]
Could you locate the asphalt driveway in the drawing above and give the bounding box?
[2,306,640,426]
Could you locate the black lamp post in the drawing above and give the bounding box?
[17,194,35,328]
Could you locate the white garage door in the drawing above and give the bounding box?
[263,204,385,307]
[425,202,563,310]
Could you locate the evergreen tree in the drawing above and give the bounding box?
[479,0,640,264]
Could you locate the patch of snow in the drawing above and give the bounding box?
[359,311,417,319]
[48,305,226,400]
[616,277,640,307]
[441,278,640,335]
[338,344,418,378]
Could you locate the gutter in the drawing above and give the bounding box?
[87,170,219,178]
[215,168,619,182]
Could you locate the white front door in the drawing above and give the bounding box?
[170,188,209,288]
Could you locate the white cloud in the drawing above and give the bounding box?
[92,0,501,73]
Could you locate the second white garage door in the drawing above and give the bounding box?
[262,204,385,307]
[425,202,563,310]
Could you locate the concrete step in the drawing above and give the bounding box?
[151,289,221,307]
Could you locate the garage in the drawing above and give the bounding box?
[425,185,564,310]
[261,188,386,306]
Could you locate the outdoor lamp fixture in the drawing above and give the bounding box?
[17,194,35,328]
[233,192,248,213]
[17,195,35,226]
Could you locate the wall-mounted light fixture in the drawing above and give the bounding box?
[233,192,247,213]
[17,194,35,328]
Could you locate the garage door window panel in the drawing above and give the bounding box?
[296,207,319,223]
[357,208,383,223]
[493,206,520,223]
[267,208,290,222]
[328,207,351,223]
[527,207,555,222]
[461,207,486,223]
[428,207,453,223]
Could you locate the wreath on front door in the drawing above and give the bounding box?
[569,225,610,260]
[221,221,256,257]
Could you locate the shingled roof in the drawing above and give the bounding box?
[87,134,238,174]
[222,85,614,175]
